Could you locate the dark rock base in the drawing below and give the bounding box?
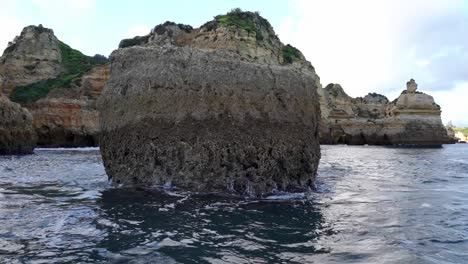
[319,122,453,147]
[0,129,36,155]
[36,126,99,148]
[100,118,320,197]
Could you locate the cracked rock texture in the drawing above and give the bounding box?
[99,12,322,197]
[0,25,61,96]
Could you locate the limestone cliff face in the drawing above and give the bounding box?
[26,65,109,147]
[319,79,452,146]
[0,25,108,147]
[0,25,62,96]
[100,11,322,197]
[0,94,37,154]
[455,131,468,142]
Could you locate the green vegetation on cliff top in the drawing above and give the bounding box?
[11,41,107,103]
[215,8,272,41]
[215,9,302,64]
[282,44,301,64]
[454,127,468,135]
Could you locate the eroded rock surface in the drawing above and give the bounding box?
[0,94,37,154]
[0,25,108,147]
[0,25,61,96]
[319,79,452,146]
[99,11,322,196]
[26,65,109,147]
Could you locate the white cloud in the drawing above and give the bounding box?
[124,24,151,38]
[31,0,96,12]
[432,82,468,127]
[0,1,25,52]
[278,0,467,125]
[278,0,395,96]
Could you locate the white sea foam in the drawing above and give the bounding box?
[35,147,100,151]
[264,192,306,200]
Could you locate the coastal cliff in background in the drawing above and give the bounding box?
[0,23,454,151]
[319,79,453,146]
[99,10,322,197]
[0,25,108,147]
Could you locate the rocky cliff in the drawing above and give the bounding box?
[319,79,452,146]
[99,10,322,197]
[25,65,109,147]
[0,94,37,154]
[0,25,108,147]
[0,25,62,96]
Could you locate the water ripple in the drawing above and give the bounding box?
[0,145,467,263]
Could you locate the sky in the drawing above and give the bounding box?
[1,0,467,126]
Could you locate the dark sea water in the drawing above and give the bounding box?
[0,145,467,263]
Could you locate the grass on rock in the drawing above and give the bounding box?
[282,44,301,64]
[215,8,270,41]
[10,41,107,103]
[454,127,468,135]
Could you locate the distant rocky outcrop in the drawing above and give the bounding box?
[455,131,468,142]
[0,25,62,96]
[452,126,468,142]
[0,25,109,147]
[0,94,36,154]
[445,122,459,143]
[99,9,322,197]
[319,79,453,146]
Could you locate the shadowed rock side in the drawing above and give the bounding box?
[0,24,109,147]
[319,80,453,146]
[0,95,37,154]
[99,11,322,197]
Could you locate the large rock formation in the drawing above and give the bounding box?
[0,94,37,154]
[0,25,62,96]
[319,79,453,146]
[26,65,109,147]
[99,10,322,197]
[0,25,108,147]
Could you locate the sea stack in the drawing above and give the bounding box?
[98,10,322,197]
[387,79,451,146]
[318,79,452,146]
[0,25,109,147]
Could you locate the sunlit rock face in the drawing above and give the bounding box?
[99,11,322,197]
[319,79,452,146]
[0,25,62,96]
[26,65,110,147]
[0,94,37,154]
[455,131,467,142]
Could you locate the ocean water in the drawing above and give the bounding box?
[0,145,467,263]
